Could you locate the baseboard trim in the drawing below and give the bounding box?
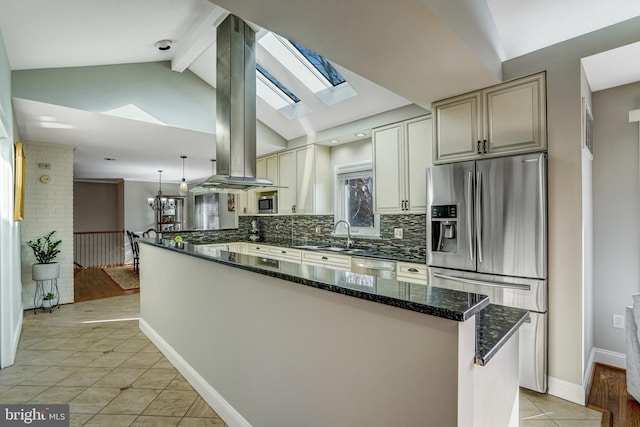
[592,347,626,370]
[1,310,23,368]
[11,311,23,364]
[139,319,251,427]
[548,376,586,405]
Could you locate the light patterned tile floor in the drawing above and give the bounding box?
[0,294,602,426]
[520,387,603,426]
[0,294,227,427]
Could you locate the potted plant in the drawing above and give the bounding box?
[27,231,62,281]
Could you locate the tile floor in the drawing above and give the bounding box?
[1,293,603,426]
[520,388,602,426]
[0,294,226,426]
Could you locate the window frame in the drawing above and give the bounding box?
[334,160,380,238]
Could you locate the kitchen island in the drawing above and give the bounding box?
[138,239,527,427]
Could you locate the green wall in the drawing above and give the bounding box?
[13,62,217,134]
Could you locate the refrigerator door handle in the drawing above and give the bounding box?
[475,171,483,263]
[466,171,474,261]
[539,155,546,276]
[433,272,531,291]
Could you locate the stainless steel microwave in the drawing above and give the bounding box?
[257,194,277,214]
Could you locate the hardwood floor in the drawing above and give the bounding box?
[74,267,139,302]
[588,363,640,426]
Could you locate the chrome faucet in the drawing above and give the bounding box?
[334,220,353,249]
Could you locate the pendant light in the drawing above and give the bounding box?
[179,155,188,194]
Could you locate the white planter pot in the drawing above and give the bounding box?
[32,263,60,281]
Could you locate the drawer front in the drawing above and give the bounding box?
[268,247,302,262]
[396,262,428,284]
[302,260,351,272]
[302,251,351,268]
[247,244,270,254]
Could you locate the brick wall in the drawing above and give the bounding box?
[21,141,74,308]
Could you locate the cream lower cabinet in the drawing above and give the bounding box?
[373,115,432,214]
[246,244,302,263]
[301,251,351,271]
[433,72,546,164]
[396,261,427,285]
[278,145,330,215]
[200,242,242,253]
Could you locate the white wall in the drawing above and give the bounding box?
[592,81,640,355]
[581,65,594,383]
[0,29,23,368]
[330,138,372,169]
[21,141,74,309]
[503,15,640,403]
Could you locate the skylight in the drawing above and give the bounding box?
[258,32,358,106]
[256,64,300,103]
[256,63,312,120]
[289,41,346,87]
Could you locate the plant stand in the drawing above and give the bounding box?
[33,279,60,314]
[32,263,61,314]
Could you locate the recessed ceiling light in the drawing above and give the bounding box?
[330,139,339,144]
[355,132,366,137]
[154,39,173,51]
[104,157,116,161]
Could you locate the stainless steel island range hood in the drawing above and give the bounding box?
[194,14,274,191]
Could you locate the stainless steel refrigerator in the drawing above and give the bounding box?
[426,152,547,393]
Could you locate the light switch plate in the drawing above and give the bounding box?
[394,228,403,239]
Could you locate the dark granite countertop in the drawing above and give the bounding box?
[139,238,487,321]
[139,238,528,365]
[475,304,530,365]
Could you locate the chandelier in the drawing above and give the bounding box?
[147,170,166,210]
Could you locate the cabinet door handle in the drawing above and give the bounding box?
[477,140,481,154]
[408,268,419,272]
[483,139,487,154]
[321,256,328,260]
[281,250,287,254]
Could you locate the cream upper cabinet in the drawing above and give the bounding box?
[237,191,254,215]
[433,72,546,164]
[240,154,279,215]
[278,150,296,214]
[255,154,278,184]
[373,115,432,214]
[277,145,331,215]
[432,93,482,163]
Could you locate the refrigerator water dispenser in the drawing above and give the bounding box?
[431,205,457,253]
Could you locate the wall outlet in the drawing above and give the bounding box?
[394,228,403,239]
[613,314,625,329]
[315,226,321,234]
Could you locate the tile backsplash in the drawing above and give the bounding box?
[164,214,426,263]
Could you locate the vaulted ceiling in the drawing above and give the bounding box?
[1,0,639,183]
